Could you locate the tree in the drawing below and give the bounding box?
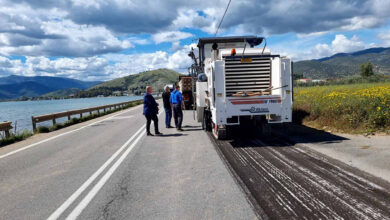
[360,62,374,77]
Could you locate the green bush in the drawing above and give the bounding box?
[37,126,50,133]
[0,130,33,147]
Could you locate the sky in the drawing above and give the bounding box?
[0,0,390,81]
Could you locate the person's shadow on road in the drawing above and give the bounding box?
[158,133,188,137]
[181,125,203,132]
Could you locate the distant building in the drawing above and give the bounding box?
[297,78,312,83]
[312,79,326,83]
[112,91,122,96]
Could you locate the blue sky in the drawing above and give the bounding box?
[0,0,390,81]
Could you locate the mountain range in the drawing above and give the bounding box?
[0,75,101,100]
[293,47,390,79]
[2,47,389,100]
[74,68,181,98]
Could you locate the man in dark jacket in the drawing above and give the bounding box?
[170,85,185,131]
[162,86,173,128]
[143,86,162,136]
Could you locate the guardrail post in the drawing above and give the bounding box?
[32,117,37,132]
[80,113,82,118]
[52,117,56,125]
[4,123,11,138]
[68,114,71,121]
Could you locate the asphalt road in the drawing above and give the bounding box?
[212,133,390,219]
[3,101,390,220]
[0,103,256,220]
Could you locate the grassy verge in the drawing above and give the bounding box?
[0,130,33,147]
[0,100,143,147]
[293,82,390,134]
[36,100,143,133]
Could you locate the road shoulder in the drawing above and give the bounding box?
[0,104,143,157]
[277,124,390,183]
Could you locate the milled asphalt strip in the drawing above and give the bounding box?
[47,124,146,220]
[0,105,142,160]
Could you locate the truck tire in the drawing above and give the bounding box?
[212,124,227,140]
[253,116,271,137]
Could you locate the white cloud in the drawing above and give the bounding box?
[1,0,390,80]
[129,37,150,45]
[331,35,365,53]
[306,35,366,59]
[171,8,217,34]
[274,34,368,61]
[0,43,198,81]
[0,3,133,57]
[152,31,193,44]
[377,31,390,46]
[311,44,333,58]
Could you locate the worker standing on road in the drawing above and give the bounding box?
[143,86,162,136]
[162,86,173,128]
[170,85,185,131]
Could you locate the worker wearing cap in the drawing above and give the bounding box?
[170,85,185,131]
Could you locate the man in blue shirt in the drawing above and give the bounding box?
[143,86,162,136]
[170,85,185,131]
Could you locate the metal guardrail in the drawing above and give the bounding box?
[0,121,13,138]
[31,100,142,132]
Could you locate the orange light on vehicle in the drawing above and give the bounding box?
[231,48,236,56]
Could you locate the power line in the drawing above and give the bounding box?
[214,0,232,37]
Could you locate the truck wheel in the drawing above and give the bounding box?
[213,125,227,140]
[253,116,271,137]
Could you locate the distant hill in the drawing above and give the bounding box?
[76,68,182,97]
[0,75,101,100]
[41,88,83,98]
[294,47,390,79]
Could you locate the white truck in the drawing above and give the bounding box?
[189,36,293,139]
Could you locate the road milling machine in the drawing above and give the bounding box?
[188,36,293,139]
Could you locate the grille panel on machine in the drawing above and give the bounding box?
[224,57,271,96]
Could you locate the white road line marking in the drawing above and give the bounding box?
[110,116,134,120]
[66,129,146,220]
[48,110,162,219]
[47,124,146,220]
[0,105,143,160]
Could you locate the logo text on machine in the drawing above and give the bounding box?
[240,107,269,113]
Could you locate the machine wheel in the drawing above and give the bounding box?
[253,116,271,137]
[217,129,227,140]
[212,122,227,140]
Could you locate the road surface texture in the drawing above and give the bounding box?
[212,130,390,219]
[0,103,256,220]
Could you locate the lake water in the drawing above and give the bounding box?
[0,96,143,132]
